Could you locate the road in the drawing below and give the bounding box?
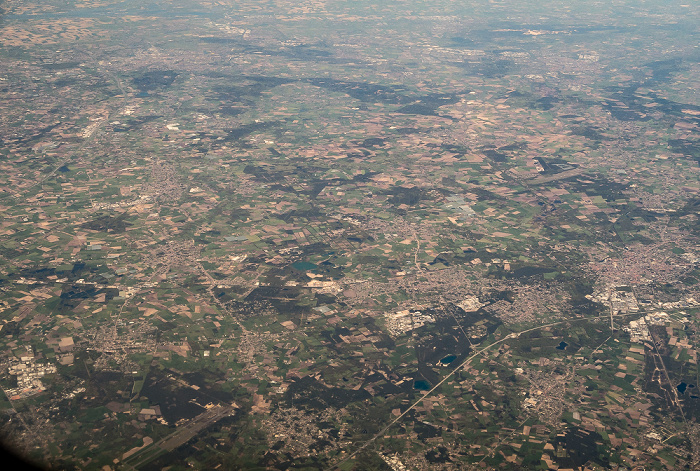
[644,317,687,424]
[328,312,642,470]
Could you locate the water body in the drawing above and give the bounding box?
[556,341,568,350]
[292,261,317,271]
[677,382,687,394]
[440,355,457,365]
[689,384,698,399]
[414,380,431,391]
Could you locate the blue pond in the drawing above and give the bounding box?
[440,355,457,365]
[556,341,568,350]
[414,380,431,391]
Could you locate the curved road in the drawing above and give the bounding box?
[328,312,638,470]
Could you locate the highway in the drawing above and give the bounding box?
[328,312,643,470]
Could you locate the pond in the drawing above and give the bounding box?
[292,261,317,271]
[440,355,457,365]
[556,341,568,350]
[414,380,431,391]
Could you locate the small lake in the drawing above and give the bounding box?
[414,380,431,391]
[556,341,568,350]
[440,355,457,365]
[292,261,317,271]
